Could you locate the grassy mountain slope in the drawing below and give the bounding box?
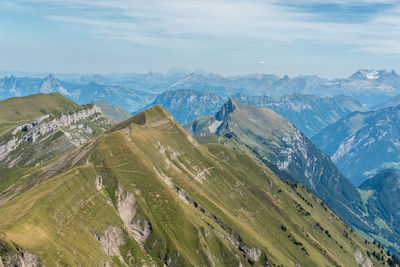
[0,93,80,122]
[185,99,391,245]
[0,106,386,266]
[0,93,111,168]
[185,99,367,224]
[0,93,80,137]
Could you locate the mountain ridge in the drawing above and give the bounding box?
[0,93,111,168]
[185,99,370,233]
[0,104,389,266]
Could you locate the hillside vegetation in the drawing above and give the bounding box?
[0,93,111,168]
[0,106,389,266]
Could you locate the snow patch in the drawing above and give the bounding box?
[365,70,379,80]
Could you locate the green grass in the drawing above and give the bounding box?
[358,189,375,206]
[374,217,391,231]
[0,106,390,266]
[0,93,80,123]
[0,95,111,168]
[0,167,37,193]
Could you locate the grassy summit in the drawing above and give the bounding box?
[0,93,80,122]
[0,93,111,168]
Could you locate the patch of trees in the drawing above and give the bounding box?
[293,200,311,216]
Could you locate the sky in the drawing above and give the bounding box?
[0,0,400,78]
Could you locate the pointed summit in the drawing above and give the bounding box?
[40,74,71,96]
[215,97,238,121]
[350,69,382,80]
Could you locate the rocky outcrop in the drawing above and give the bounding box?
[39,74,71,96]
[116,186,152,249]
[0,105,109,167]
[18,106,103,143]
[95,226,124,256]
[0,242,41,267]
[94,225,125,266]
[354,250,373,267]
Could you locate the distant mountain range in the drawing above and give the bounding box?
[0,75,155,113]
[2,69,400,109]
[145,89,365,137]
[312,69,400,106]
[233,93,366,137]
[1,73,374,140]
[312,105,400,186]
[142,89,225,124]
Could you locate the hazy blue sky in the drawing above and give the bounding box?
[1,0,400,78]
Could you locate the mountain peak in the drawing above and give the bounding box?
[215,97,239,121]
[3,75,17,85]
[45,73,55,80]
[349,69,379,80]
[40,74,71,96]
[109,105,174,132]
[349,69,398,81]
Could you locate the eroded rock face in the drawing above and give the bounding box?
[0,105,110,167]
[93,225,126,267]
[15,106,103,144]
[116,186,152,249]
[96,226,124,256]
[0,242,41,267]
[354,250,373,267]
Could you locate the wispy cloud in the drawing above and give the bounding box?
[1,0,400,54]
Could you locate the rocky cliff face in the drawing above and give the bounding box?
[0,241,41,267]
[0,105,110,167]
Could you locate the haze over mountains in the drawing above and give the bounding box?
[2,68,400,265]
[312,105,400,186]
[2,68,400,110]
